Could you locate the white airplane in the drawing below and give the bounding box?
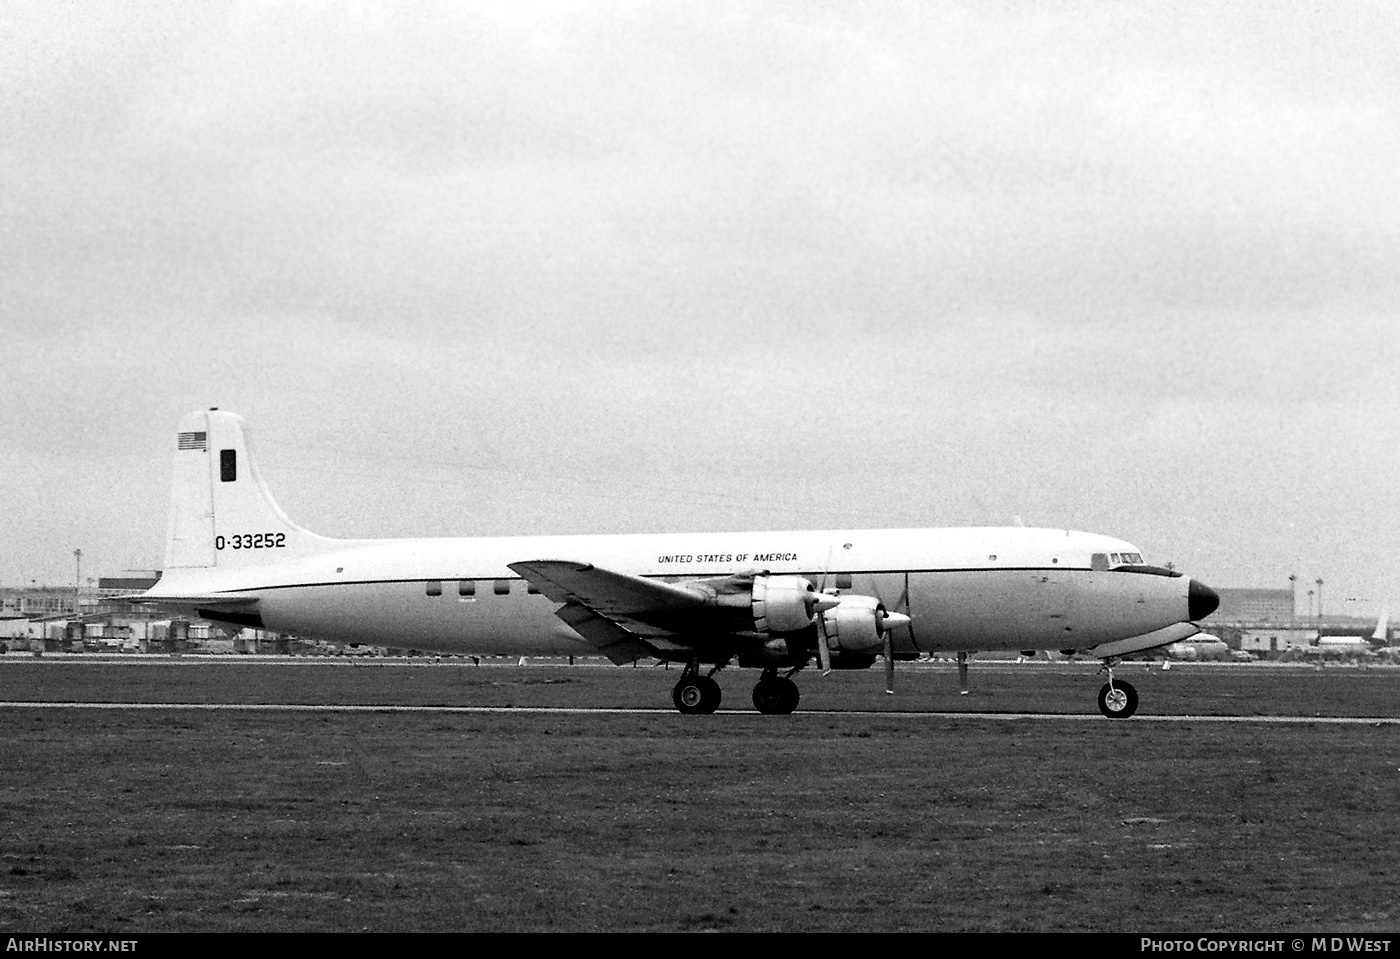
[1164,633,1232,661]
[134,409,1219,718]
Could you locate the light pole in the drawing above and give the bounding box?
[1316,578,1324,627]
[73,549,82,613]
[1288,574,1297,631]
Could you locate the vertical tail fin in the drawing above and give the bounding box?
[164,409,338,569]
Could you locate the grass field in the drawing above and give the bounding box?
[2,659,1399,932]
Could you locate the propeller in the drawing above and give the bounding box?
[814,547,836,675]
[873,573,915,694]
[810,551,912,689]
[811,589,839,674]
[880,606,911,693]
[884,630,895,693]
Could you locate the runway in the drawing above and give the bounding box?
[3,699,1398,723]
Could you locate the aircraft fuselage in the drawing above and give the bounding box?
[157,526,1198,658]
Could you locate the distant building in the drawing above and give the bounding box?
[0,585,79,617]
[0,574,162,626]
[1238,626,1314,656]
[1214,588,1293,625]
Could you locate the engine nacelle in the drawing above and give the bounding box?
[751,574,822,634]
[823,594,891,655]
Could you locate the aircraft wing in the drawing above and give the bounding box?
[508,561,706,618]
[509,560,755,664]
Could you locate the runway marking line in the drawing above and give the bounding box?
[1,701,1397,723]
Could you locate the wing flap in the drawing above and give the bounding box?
[553,603,656,665]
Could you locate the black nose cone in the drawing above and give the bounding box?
[1189,579,1220,621]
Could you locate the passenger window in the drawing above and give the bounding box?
[494,580,511,595]
[835,573,853,590]
[425,580,442,597]
[458,580,475,597]
[527,584,541,594]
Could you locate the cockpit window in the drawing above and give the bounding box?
[1107,550,1182,578]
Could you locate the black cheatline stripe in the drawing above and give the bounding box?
[211,566,1093,595]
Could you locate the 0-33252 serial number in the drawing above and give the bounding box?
[215,533,287,550]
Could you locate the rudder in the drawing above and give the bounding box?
[164,409,337,569]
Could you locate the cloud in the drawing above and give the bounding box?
[2,2,1397,609]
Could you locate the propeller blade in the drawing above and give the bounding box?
[810,550,839,678]
[883,631,894,694]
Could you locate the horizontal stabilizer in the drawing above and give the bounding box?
[124,593,260,609]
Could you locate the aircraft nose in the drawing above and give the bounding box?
[1189,579,1220,621]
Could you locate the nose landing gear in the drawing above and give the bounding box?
[1097,661,1139,718]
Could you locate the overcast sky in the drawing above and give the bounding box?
[3,1,1397,618]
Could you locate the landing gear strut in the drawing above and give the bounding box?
[672,661,722,715]
[1097,661,1138,719]
[752,668,801,715]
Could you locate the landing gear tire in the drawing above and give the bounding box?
[1098,680,1138,719]
[673,676,721,715]
[752,677,800,715]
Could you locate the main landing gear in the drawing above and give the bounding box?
[671,662,804,715]
[1097,661,1139,719]
[672,662,722,715]
[751,667,800,715]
